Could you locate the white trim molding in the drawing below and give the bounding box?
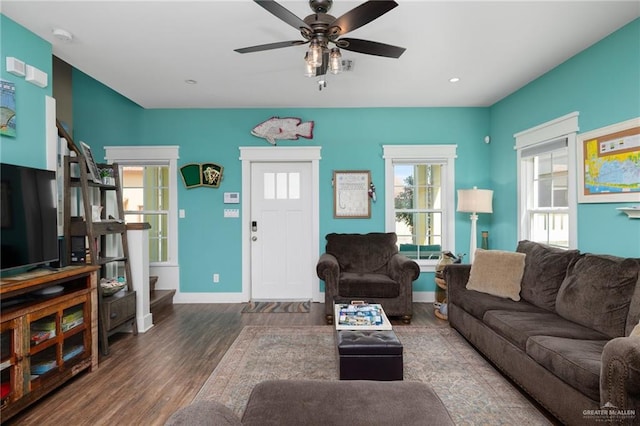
[514,112,579,150]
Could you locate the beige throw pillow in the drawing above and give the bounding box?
[632,321,640,337]
[466,249,526,301]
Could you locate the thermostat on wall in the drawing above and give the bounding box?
[224,192,240,204]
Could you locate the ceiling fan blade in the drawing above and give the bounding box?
[255,0,311,32]
[331,0,398,36]
[338,38,406,58]
[235,40,308,54]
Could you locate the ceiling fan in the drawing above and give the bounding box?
[234,0,406,80]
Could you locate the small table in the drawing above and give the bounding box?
[334,303,404,381]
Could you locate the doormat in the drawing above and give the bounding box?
[241,301,311,313]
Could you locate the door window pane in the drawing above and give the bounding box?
[276,173,287,199]
[264,173,275,199]
[288,173,300,199]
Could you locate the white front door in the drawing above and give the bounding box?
[250,162,313,300]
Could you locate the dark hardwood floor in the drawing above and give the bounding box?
[1,303,501,425]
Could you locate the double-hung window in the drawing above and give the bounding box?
[121,165,170,262]
[384,145,457,271]
[104,146,179,266]
[515,113,578,249]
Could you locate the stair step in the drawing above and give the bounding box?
[149,275,158,293]
[150,289,175,309]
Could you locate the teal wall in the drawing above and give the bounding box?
[72,69,143,145]
[79,107,489,293]
[0,15,52,168]
[489,19,640,257]
[3,14,638,295]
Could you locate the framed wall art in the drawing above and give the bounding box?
[80,141,103,184]
[577,117,640,203]
[333,170,371,218]
[1,80,16,137]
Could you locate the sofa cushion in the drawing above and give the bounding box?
[338,273,399,298]
[556,254,639,338]
[526,336,608,402]
[451,288,546,321]
[516,240,580,311]
[241,380,455,426]
[326,233,398,273]
[483,310,610,350]
[466,249,525,301]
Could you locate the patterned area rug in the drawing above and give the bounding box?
[194,326,552,425]
[241,301,310,313]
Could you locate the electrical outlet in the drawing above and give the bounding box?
[213,273,220,283]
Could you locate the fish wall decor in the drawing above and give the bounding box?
[251,116,314,145]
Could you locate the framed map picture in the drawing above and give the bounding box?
[333,170,371,218]
[577,117,640,203]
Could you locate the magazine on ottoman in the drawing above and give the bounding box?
[334,303,392,330]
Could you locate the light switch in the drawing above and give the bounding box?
[179,209,185,218]
[224,209,239,218]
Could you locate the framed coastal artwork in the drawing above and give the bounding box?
[333,170,371,218]
[577,117,640,203]
[1,80,16,137]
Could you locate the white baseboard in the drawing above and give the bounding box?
[137,313,154,333]
[173,292,246,304]
[413,291,436,303]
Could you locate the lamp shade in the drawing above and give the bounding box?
[457,188,493,214]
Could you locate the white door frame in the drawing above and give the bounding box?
[239,146,322,302]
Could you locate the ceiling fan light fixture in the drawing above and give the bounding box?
[307,39,323,68]
[303,53,315,77]
[329,48,342,74]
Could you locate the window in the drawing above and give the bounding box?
[515,113,578,249]
[104,146,179,266]
[122,165,170,262]
[384,145,457,271]
[521,141,569,247]
[264,172,300,199]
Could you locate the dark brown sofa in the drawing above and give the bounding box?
[445,240,640,425]
[164,380,454,425]
[316,232,420,324]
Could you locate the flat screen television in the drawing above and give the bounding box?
[0,163,59,272]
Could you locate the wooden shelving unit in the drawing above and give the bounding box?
[64,155,137,355]
[0,266,99,421]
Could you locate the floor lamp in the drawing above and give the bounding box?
[457,187,493,263]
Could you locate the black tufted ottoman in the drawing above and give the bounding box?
[336,330,403,380]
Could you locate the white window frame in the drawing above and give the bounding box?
[514,112,579,249]
[383,145,457,272]
[104,146,180,266]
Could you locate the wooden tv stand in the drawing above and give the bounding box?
[0,265,99,420]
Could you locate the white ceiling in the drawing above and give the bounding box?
[2,1,638,109]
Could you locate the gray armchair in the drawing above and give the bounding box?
[316,232,420,324]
